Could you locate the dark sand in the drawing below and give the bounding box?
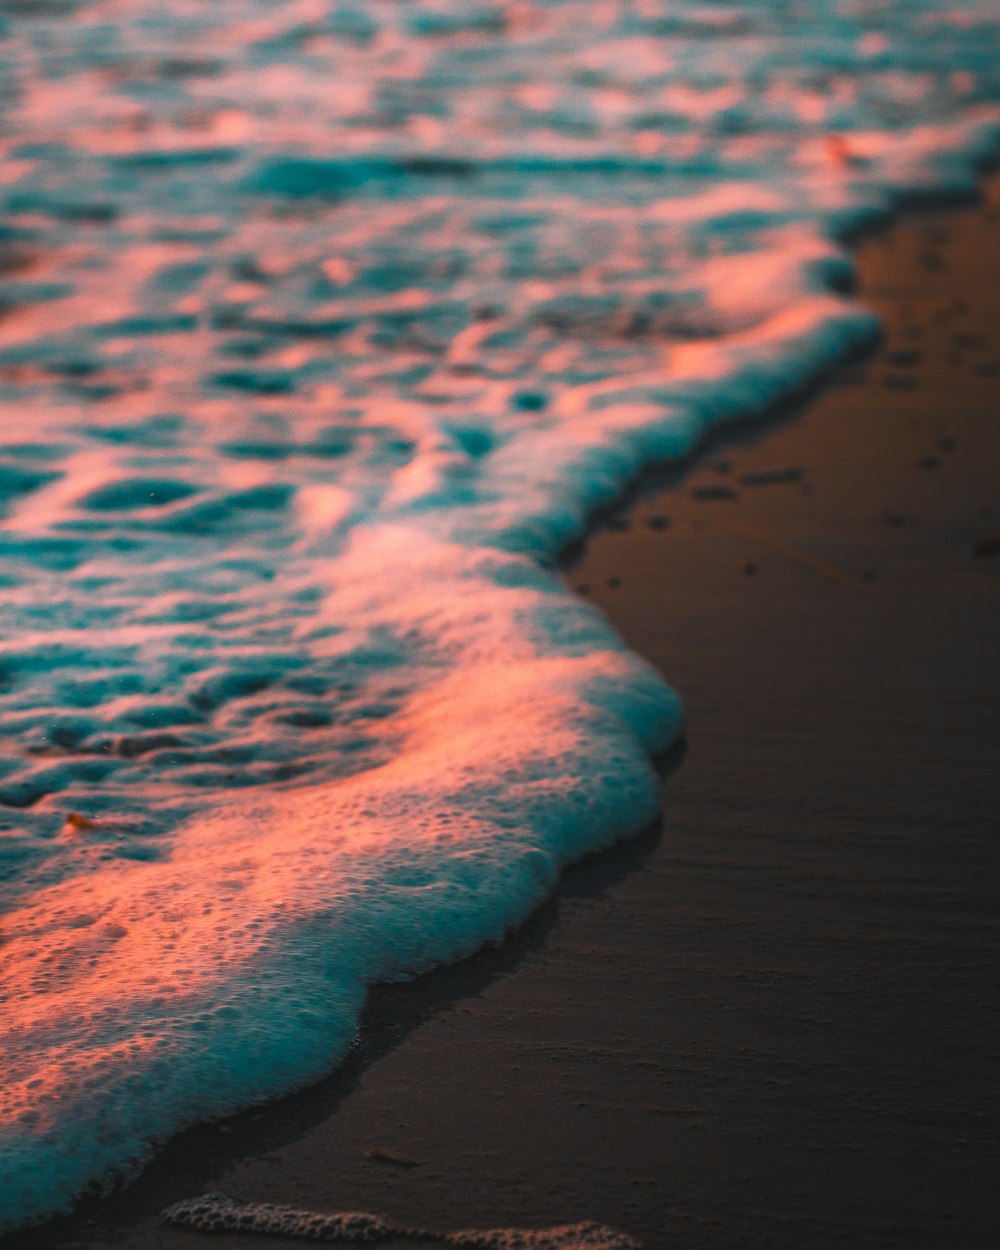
[6,180,1000,1250]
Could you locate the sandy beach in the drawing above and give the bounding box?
[5,167,998,1250]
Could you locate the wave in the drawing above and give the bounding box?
[1,0,998,1232]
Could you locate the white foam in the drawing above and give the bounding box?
[163,1192,641,1250]
[1,0,998,1233]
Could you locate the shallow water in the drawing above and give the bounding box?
[1,0,998,1234]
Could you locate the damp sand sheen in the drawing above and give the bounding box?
[1,0,999,1236]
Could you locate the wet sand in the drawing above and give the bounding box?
[6,181,1000,1250]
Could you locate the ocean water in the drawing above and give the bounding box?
[1,0,998,1233]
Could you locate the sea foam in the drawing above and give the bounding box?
[1,0,998,1233]
[163,1192,641,1249]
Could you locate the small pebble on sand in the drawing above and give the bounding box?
[692,484,739,502]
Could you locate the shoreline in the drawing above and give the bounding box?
[4,179,999,1250]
